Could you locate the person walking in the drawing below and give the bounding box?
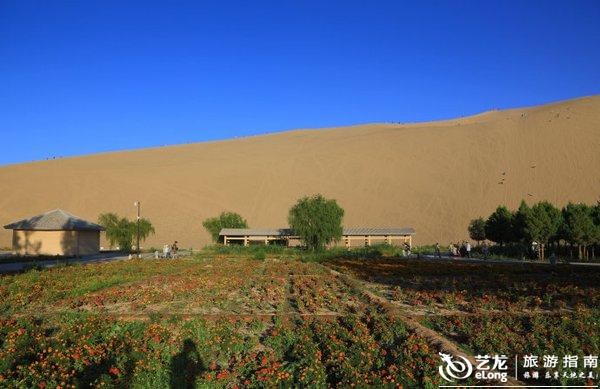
[435,243,442,259]
[466,241,472,258]
[482,242,489,259]
[171,241,179,259]
[403,242,411,257]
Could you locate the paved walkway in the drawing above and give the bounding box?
[0,249,195,274]
[0,252,133,274]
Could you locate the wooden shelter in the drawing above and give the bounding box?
[4,209,104,256]
[220,227,415,247]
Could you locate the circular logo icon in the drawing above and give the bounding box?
[438,352,473,381]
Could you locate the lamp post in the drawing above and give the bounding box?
[134,201,140,258]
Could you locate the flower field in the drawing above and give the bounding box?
[0,252,597,387]
[327,258,600,313]
[328,257,600,385]
[423,312,600,385]
[0,254,445,388]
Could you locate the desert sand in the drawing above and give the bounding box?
[1,95,599,249]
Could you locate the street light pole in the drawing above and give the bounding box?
[134,201,140,258]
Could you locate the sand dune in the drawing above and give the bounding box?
[1,95,599,249]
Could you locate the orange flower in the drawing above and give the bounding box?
[108,367,120,376]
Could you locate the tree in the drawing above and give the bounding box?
[512,200,531,243]
[137,218,156,242]
[591,202,600,260]
[484,206,514,246]
[203,211,248,243]
[98,213,155,253]
[562,203,596,260]
[288,194,344,251]
[468,218,486,244]
[524,201,562,260]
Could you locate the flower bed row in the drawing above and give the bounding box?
[0,311,443,388]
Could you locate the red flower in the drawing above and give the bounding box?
[109,367,120,376]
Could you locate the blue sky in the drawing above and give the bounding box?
[1,1,599,165]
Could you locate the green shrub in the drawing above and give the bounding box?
[252,249,266,261]
[202,212,248,243]
[98,213,155,253]
[288,194,344,251]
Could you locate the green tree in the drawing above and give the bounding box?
[203,211,248,243]
[524,201,562,260]
[98,213,155,253]
[467,218,486,245]
[591,202,600,260]
[136,218,156,242]
[484,206,514,246]
[512,200,531,243]
[288,194,344,251]
[562,203,596,260]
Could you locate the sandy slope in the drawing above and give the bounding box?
[1,96,599,249]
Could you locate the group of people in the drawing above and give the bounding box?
[155,241,179,259]
[434,241,486,259]
[449,241,472,258]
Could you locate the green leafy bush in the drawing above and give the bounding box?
[202,212,248,243]
[98,213,155,253]
[288,194,344,251]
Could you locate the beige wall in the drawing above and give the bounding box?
[12,230,100,256]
